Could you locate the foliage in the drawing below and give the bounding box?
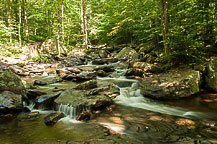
[0,0,216,66]
[30,55,51,63]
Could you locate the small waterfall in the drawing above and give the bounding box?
[114,82,216,120]
[23,101,35,111]
[58,104,77,119]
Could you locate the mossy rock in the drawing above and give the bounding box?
[205,57,217,91]
[139,69,201,99]
[0,71,26,96]
[115,47,139,59]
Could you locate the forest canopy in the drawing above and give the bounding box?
[0,0,216,66]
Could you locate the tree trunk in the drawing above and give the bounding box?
[18,0,22,48]
[56,0,61,55]
[6,0,12,42]
[61,0,65,49]
[81,0,88,49]
[23,0,29,43]
[160,0,168,54]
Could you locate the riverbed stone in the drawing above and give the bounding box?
[0,71,26,96]
[35,92,61,109]
[115,47,139,59]
[74,80,97,90]
[33,76,62,86]
[55,82,119,119]
[0,91,22,115]
[205,57,217,92]
[139,69,201,99]
[92,58,118,65]
[44,112,65,126]
[72,71,97,82]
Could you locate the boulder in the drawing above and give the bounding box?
[44,112,65,126]
[125,68,144,77]
[92,58,118,65]
[0,71,26,96]
[115,47,139,59]
[55,82,119,119]
[33,76,62,86]
[139,69,201,99]
[0,91,22,115]
[96,70,109,77]
[56,68,81,80]
[35,92,61,109]
[72,71,97,82]
[62,56,84,67]
[74,80,97,90]
[205,57,217,91]
[94,65,115,73]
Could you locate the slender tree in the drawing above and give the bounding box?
[81,0,88,48]
[18,0,22,48]
[6,0,12,42]
[160,0,169,54]
[23,0,29,43]
[56,0,61,55]
[61,0,65,49]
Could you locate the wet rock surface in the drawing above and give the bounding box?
[1,50,217,143]
[139,69,201,99]
[33,76,62,86]
[44,112,65,126]
[0,91,22,115]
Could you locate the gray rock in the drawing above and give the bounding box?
[0,91,22,114]
[56,68,81,80]
[72,71,97,82]
[139,69,201,99]
[74,80,97,90]
[35,92,61,109]
[205,57,217,91]
[0,71,26,96]
[44,112,65,126]
[115,47,139,59]
[33,76,62,86]
[92,58,118,65]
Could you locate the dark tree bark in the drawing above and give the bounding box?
[160,0,169,54]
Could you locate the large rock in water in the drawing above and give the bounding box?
[0,91,22,115]
[138,69,201,100]
[55,81,120,120]
[205,57,217,92]
[115,47,139,59]
[0,71,26,96]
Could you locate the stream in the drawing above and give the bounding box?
[1,61,217,144]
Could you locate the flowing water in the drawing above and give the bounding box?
[1,62,217,143]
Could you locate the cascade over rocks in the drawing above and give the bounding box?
[205,57,217,92]
[54,81,120,120]
[139,69,201,100]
